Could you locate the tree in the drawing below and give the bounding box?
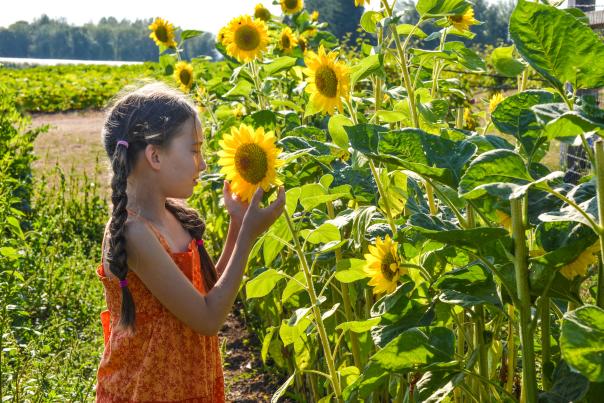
[305,0,364,41]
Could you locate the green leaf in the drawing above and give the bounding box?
[335,258,368,283]
[245,269,287,299]
[282,271,306,303]
[328,114,353,149]
[299,223,341,244]
[180,30,203,41]
[560,305,604,382]
[360,11,383,34]
[510,1,604,90]
[350,54,384,87]
[443,41,485,72]
[458,149,533,200]
[433,263,502,308]
[491,90,559,158]
[396,24,427,38]
[345,123,384,155]
[224,80,253,98]
[409,214,508,249]
[261,326,278,364]
[0,246,19,260]
[539,361,590,403]
[263,56,297,76]
[376,110,408,123]
[337,318,381,333]
[416,0,470,18]
[271,370,296,403]
[490,45,525,77]
[299,182,351,211]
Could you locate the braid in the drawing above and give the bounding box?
[107,143,136,332]
[165,199,218,290]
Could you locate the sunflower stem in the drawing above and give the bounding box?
[327,201,363,369]
[474,305,490,402]
[540,297,551,391]
[510,197,537,403]
[505,304,516,395]
[454,310,466,403]
[594,140,604,309]
[368,160,397,235]
[283,213,343,401]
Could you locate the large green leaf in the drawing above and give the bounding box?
[433,263,501,308]
[246,269,287,299]
[344,327,455,400]
[539,361,590,403]
[416,0,470,18]
[350,54,384,87]
[262,56,297,76]
[490,45,525,77]
[491,90,558,158]
[510,1,604,91]
[560,305,604,382]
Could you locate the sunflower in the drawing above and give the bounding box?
[310,10,319,21]
[217,124,284,203]
[217,26,230,46]
[254,3,271,21]
[489,92,505,114]
[303,45,351,115]
[278,27,298,53]
[364,235,406,295]
[495,210,511,232]
[447,6,479,32]
[173,61,194,92]
[298,36,308,53]
[148,17,177,48]
[560,242,600,280]
[354,0,370,7]
[280,0,304,14]
[223,15,269,62]
[463,108,477,130]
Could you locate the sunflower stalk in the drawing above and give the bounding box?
[594,140,604,309]
[505,304,516,395]
[368,160,397,235]
[283,213,343,401]
[540,297,551,390]
[510,197,537,403]
[326,201,362,369]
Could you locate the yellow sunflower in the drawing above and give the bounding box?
[364,235,407,295]
[173,61,194,92]
[310,10,319,21]
[148,17,177,48]
[223,15,269,62]
[303,45,351,115]
[447,6,479,32]
[217,26,230,46]
[280,0,304,14]
[217,124,284,203]
[278,27,298,53]
[298,36,308,53]
[254,3,271,21]
[463,108,477,130]
[495,210,511,232]
[354,0,370,7]
[560,242,600,280]
[489,92,505,114]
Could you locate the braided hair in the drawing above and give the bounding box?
[102,82,217,333]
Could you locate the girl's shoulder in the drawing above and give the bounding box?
[101,216,148,280]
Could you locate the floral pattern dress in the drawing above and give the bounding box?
[95,209,225,402]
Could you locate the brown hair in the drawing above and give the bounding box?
[102,82,218,332]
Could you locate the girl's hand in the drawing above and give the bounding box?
[239,186,285,242]
[223,181,247,226]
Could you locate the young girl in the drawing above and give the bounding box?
[95,82,285,402]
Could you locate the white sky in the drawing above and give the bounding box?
[0,0,379,33]
[1,0,601,34]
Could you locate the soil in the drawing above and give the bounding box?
[29,110,288,402]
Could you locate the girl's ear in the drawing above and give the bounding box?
[144,144,162,171]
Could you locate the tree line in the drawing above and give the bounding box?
[0,15,217,61]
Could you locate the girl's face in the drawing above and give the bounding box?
[159,115,206,198]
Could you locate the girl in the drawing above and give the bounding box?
[95,82,285,402]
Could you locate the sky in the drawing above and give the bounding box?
[2,0,602,33]
[0,0,379,33]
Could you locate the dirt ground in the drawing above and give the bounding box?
[29,110,286,402]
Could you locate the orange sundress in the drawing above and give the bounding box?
[95,209,225,402]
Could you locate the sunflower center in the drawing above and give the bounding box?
[155,26,168,43]
[234,25,260,51]
[234,143,268,184]
[284,0,299,10]
[380,254,399,282]
[315,66,338,98]
[281,34,291,49]
[449,15,463,23]
[179,70,191,86]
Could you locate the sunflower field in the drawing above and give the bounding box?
[146,0,604,401]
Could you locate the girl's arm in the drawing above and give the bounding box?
[125,186,285,336]
[214,220,240,277]
[215,181,246,276]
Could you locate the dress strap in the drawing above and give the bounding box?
[126,208,175,253]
